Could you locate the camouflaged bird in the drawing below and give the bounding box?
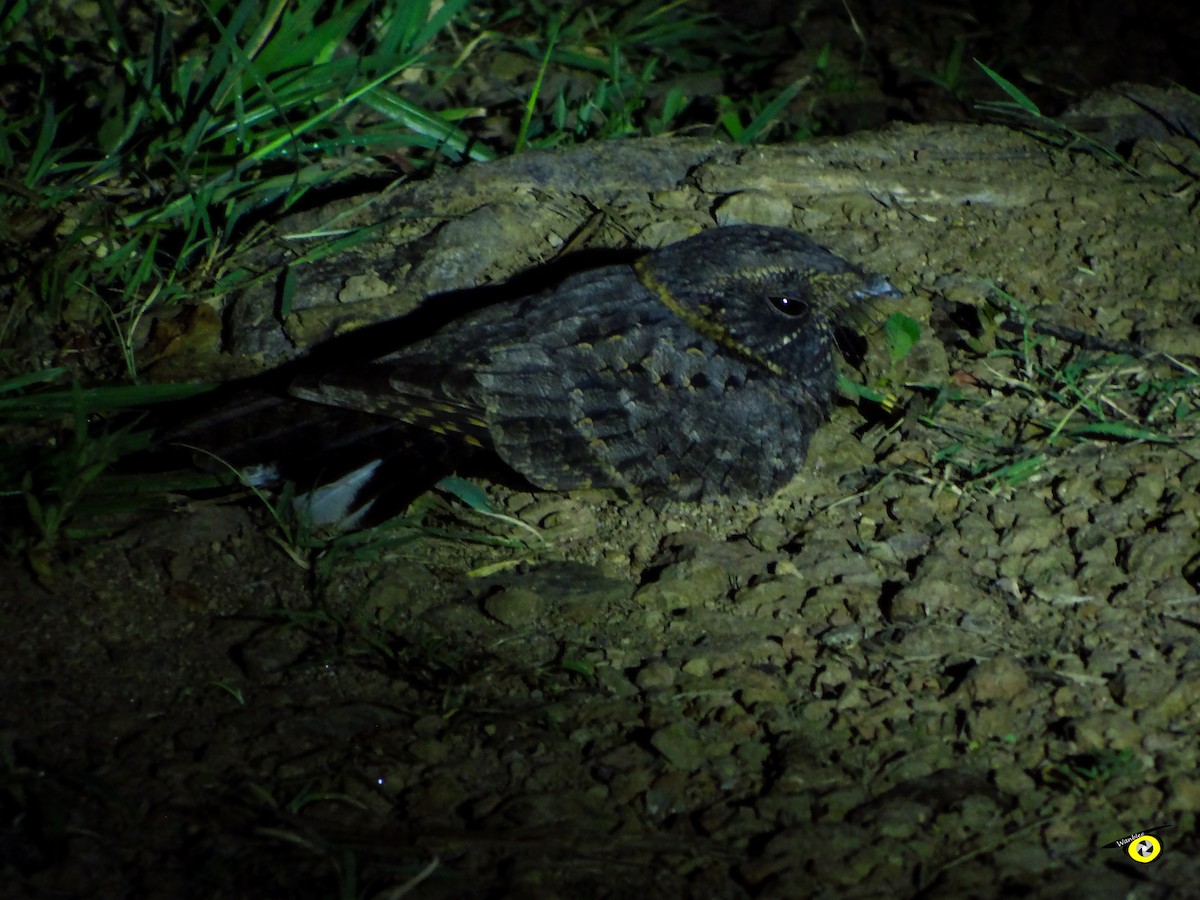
[260,224,897,522]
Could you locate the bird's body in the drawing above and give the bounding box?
[173,225,896,523]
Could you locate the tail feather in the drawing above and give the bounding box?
[153,388,466,527]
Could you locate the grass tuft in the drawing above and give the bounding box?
[901,287,1200,495]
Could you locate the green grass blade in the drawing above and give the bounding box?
[975,60,1041,115]
[738,80,805,144]
[516,18,560,153]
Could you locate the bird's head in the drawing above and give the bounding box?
[634,225,898,375]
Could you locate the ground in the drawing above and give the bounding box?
[3,114,1199,899]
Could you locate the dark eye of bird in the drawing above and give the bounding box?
[768,295,810,318]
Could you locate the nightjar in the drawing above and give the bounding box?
[176,225,897,524]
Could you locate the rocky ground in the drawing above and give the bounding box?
[4,114,1200,899]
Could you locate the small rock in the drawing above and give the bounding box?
[635,660,676,690]
[963,655,1030,704]
[746,515,789,552]
[484,587,544,626]
[650,721,708,772]
[715,190,795,227]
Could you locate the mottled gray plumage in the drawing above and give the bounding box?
[287,225,897,505]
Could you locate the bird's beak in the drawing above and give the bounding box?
[855,275,901,300]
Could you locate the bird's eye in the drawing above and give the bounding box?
[768,295,810,318]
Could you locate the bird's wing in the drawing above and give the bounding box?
[290,364,493,447]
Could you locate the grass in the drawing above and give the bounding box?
[2,0,486,369]
[974,60,1133,167]
[870,286,1200,497]
[0,0,815,372]
[1040,748,1144,794]
[0,375,221,573]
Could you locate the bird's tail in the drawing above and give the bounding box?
[154,388,463,528]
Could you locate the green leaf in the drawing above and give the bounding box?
[0,369,68,395]
[838,374,892,406]
[436,477,542,543]
[516,17,561,153]
[0,381,217,416]
[884,313,921,364]
[436,476,495,513]
[737,80,804,144]
[975,60,1041,115]
[1067,422,1172,443]
[716,96,743,141]
[560,658,595,678]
